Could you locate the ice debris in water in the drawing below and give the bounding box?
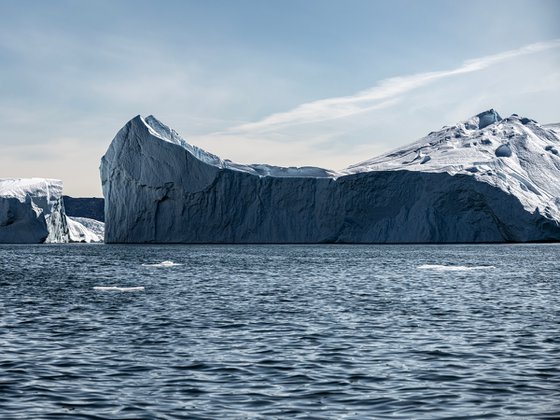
[93,286,145,292]
[418,264,495,271]
[142,260,182,267]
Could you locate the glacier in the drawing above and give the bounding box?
[100,110,560,243]
[0,178,104,243]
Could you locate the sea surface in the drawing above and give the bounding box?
[1,244,559,419]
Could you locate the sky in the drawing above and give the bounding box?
[0,0,559,196]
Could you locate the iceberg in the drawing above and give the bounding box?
[0,178,69,243]
[67,216,104,243]
[100,110,560,243]
[0,178,104,243]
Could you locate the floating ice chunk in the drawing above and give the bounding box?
[94,286,145,292]
[142,260,182,267]
[418,264,495,271]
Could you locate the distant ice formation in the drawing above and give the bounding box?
[67,216,104,243]
[0,178,104,243]
[93,286,144,292]
[100,110,560,243]
[142,261,182,267]
[417,264,495,271]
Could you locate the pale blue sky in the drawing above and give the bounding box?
[1,0,559,195]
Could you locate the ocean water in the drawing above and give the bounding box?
[1,244,559,419]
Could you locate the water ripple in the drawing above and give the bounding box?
[0,244,559,418]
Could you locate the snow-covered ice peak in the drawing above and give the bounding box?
[0,177,63,201]
[470,109,502,130]
[345,110,560,220]
[138,114,339,178]
[143,115,224,168]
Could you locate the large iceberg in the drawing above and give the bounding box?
[100,110,560,243]
[0,178,103,243]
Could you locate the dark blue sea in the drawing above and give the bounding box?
[1,244,559,419]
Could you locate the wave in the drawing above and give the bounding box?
[142,260,182,267]
[93,286,145,292]
[417,264,495,271]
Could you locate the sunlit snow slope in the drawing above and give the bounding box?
[345,110,560,222]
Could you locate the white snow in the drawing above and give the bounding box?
[143,115,339,178]
[67,216,104,243]
[343,110,560,222]
[0,177,61,199]
[417,264,495,271]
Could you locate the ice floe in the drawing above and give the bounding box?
[141,260,182,267]
[93,286,145,292]
[417,264,495,271]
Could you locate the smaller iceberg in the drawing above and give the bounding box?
[0,178,68,243]
[67,216,104,243]
[0,178,104,243]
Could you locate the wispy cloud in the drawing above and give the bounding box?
[222,39,560,135]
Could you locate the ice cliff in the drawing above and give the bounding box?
[100,110,560,243]
[0,178,103,243]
